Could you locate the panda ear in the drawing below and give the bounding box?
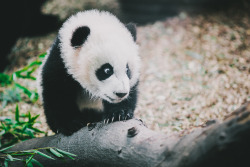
[71,26,90,48]
[126,23,137,41]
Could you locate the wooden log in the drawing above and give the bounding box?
[7,102,250,167]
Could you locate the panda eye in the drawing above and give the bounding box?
[96,63,114,81]
[126,64,131,79]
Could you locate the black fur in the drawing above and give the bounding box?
[41,37,138,136]
[126,23,137,41]
[126,64,132,79]
[41,37,102,135]
[71,26,90,48]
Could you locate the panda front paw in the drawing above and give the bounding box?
[103,109,133,124]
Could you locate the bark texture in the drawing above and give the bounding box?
[8,102,250,167]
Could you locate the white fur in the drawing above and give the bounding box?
[59,10,141,103]
[76,90,103,111]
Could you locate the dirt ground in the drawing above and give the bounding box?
[136,10,249,134]
[1,6,249,137]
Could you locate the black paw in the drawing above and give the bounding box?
[103,109,133,124]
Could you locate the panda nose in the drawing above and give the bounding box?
[115,92,127,98]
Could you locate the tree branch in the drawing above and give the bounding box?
[7,102,250,167]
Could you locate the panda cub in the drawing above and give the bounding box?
[37,10,141,136]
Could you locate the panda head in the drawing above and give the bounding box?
[59,10,140,103]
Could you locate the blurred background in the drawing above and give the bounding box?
[0,0,249,137]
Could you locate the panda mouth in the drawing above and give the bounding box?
[105,95,123,103]
[105,95,115,101]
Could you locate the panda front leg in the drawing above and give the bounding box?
[102,84,138,123]
[44,102,87,136]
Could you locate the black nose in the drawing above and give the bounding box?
[115,92,127,98]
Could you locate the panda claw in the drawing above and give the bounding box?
[126,113,130,120]
[119,114,121,121]
[111,117,114,123]
[106,119,109,124]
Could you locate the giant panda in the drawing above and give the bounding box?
[37,10,141,136]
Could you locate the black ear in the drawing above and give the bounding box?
[126,23,137,41]
[71,26,90,48]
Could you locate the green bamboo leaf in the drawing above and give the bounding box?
[1,122,7,131]
[28,127,45,133]
[25,130,35,138]
[7,154,14,161]
[39,52,47,58]
[27,61,41,67]
[11,153,33,156]
[25,154,35,167]
[21,125,27,133]
[36,150,55,160]
[56,148,77,157]
[26,161,33,167]
[27,68,36,76]
[29,92,39,102]
[14,60,42,80]
[30,115,40,123]
[13,71,22,78]
[31,158,43,167]
[14,83,38,102]
[14,83,32,96]
[0,145,15,152]
[21,150,34,153]
[4,159,8,167]
[15,65,37,80]
[27,162,33,167]
[28,76,36,80]
[15,75,36,80]
[49,148,64,158]
[5,118,13,124]
[12,157,22,161]
[28,112,31,122]
[64,154,76,160]
[0,73,12,86]
[16,63,34,74]
[15,104,20,123]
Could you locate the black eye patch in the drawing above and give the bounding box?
[96,63,114,81]
[126,64,132,79]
